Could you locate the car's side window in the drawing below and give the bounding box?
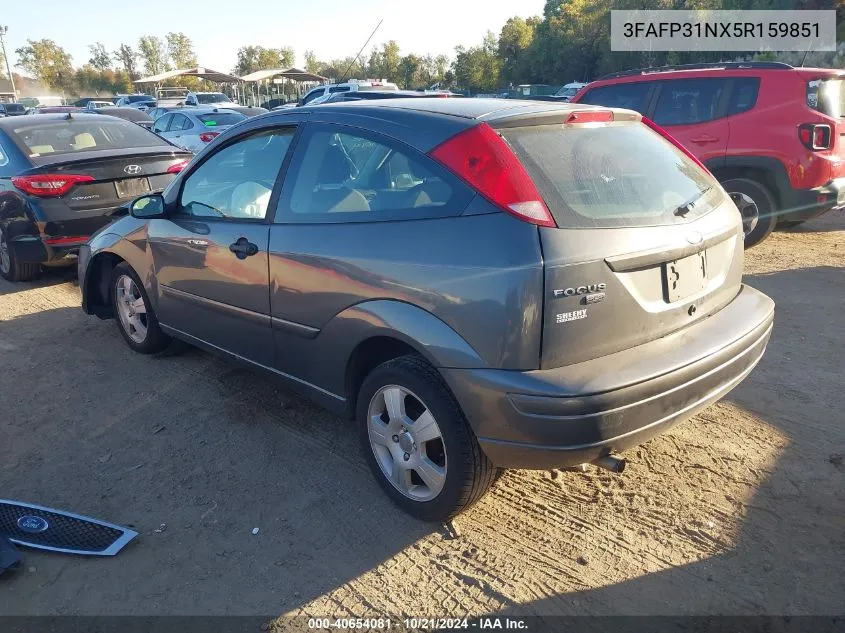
[168,114,188,132]
[278,125,469,223]
[152,114,172,134]
[727,77,761,116]
[178,128,296,221]
[579,82,653,113]
[652,79,728,126]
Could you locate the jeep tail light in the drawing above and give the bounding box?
[641,117,712,176]
[199,132,219,143]
[11,174,94,197]
[429,122,556,228]
[798,123,832,151]
[167,159,189,174]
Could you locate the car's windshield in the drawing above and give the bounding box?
[128,95,155,103]
[501,121,715,228]
[9,119,169,156]
[4,104,26,113]
[197,93,231,104]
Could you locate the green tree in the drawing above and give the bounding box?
[166,32,198,69]
[369,40,401,81]
[137,36,170,76]
[399,54,422,88]
[14,39,75,91]
[498,17,539,85]
[114,44,139,79]
[88,43,112,72]
[452,32,501,93]
[233,46,295,76]
[303,50,321,73]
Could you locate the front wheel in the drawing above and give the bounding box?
[357,356,496,522]
[721,178,777,248]
[110,262,171,354]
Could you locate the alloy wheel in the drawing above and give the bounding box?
[367,384,447,502]
[115,275,148,344]
[729,191,759,236]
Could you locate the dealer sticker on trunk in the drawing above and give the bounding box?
[556,309,588,324]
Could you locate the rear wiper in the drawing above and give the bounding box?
[675,186,711,217]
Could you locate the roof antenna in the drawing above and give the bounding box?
[340,18,383,83]
[800,39,814,67]
[65,111,73,120]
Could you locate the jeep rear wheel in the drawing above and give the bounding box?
[357,355,496,522]
[721,178,777,248]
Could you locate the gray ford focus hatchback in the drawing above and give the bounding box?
[80,99,774,521]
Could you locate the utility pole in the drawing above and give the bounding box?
[0,25,17,102]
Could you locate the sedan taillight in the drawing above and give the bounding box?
[199,132,220,143]
[11,174,94,197]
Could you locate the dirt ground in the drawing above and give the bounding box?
[0,212,843,617]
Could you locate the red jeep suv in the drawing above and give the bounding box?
[571,62,845,247]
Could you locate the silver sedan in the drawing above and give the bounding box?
[150,108,246,153]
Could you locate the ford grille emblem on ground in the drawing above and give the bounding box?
[16,515,49,533]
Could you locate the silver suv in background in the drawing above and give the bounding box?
[184,92,236,107]
[79,99,774,521]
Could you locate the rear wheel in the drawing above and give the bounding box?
[110,262,171,354]
[0,225,41,282]
[357,355,496,522]
[721,178,777,248]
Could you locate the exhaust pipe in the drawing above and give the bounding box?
[592,455,626,473]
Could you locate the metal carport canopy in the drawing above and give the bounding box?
[134,67,242,84]
[239,68,327,83]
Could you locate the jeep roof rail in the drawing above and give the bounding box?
[597,61,793,80]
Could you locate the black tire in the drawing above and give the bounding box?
[721,178,777,248]
[356,355,496,522]
[110,262,171,354]
[0,225,41,282]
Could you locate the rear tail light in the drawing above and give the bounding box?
[199,132,219,143]
[642,117,712,176]
[167,159,189,174]
[11,174,95,197]
[798,123,832,150]
[428,122,556,227]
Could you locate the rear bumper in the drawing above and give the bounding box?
[441,285,774,469]
[779,177,845,223]
[8,236,89,265]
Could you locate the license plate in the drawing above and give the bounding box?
[663,251,707,302]
[115,177,150,199]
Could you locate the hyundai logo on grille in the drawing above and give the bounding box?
[17,515,49,533]
[124,164,142,175]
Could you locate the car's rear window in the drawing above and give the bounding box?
[197,93,231,104]
[5,104,25,113]
[500,121,715,229]
[128,95,155,103]
[808,79,844,118]
[197,112,246,126]
[10,119,169,157]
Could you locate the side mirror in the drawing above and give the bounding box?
[130,193,166,219]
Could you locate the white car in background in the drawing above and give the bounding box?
[184,92,236,108]
[83,100,116,111]
[299,80,400,106]
[150,107,246,153]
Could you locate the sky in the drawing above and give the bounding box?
[2,0,546,75]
